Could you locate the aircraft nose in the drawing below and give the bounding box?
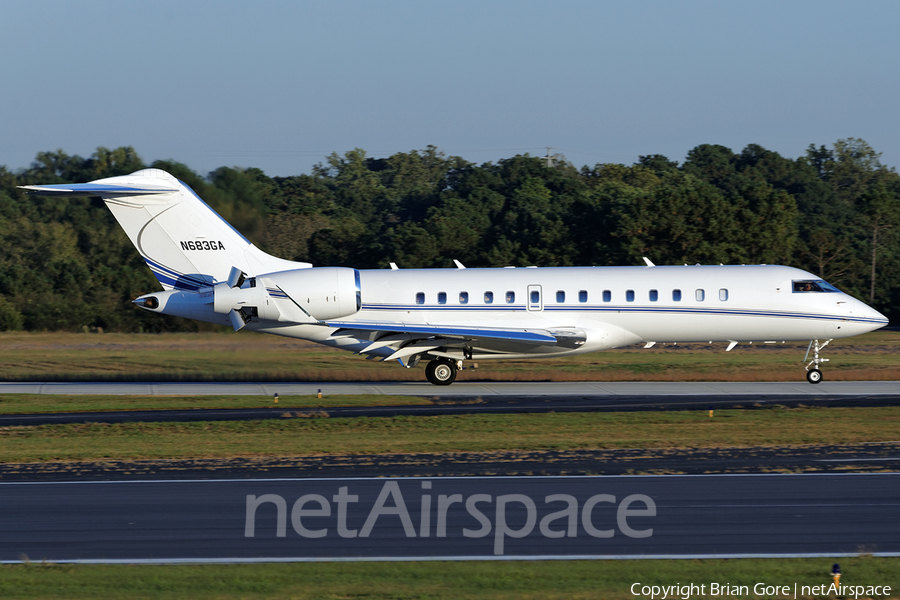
[872,309,889,327]
[860,302,889,332]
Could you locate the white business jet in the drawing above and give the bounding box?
[22,169,888,385]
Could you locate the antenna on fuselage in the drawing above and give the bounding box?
[642,257,655,267]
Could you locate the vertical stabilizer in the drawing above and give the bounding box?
[22,169,309,291]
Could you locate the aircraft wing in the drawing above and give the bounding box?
[326,321,558,343]
[324,320,585,362]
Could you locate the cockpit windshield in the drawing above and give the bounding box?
[792,279,840,293]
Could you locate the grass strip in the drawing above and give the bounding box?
[0,557,897,599]
[1,406,898,463]
[0,394,430,414]
[1,331,898,382]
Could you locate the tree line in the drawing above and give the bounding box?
[0,139,897,332]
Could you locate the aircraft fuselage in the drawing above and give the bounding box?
[253,264,884,359]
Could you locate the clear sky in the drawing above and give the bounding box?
[3,0,899,177]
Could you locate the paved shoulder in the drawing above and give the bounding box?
[1,381,899,396]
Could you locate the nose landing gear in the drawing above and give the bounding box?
[804,339,831,384]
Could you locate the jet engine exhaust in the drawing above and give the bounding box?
[133,296,159,310]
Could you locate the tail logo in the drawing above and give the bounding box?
[180,240,226,251]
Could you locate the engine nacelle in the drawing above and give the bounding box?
[136,267,360,330]
[261,267,360,321]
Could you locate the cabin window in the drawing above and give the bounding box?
[416,292,424,305]
[556,290,565,303]
[484,291,493,304]
[649,289,658,302]
[792,279,839,293]
[506,291,515,304]
[530,290,540,304]
[719,288,728,301]
[579,290,588,303]
[603,290,611,302]
[460,291,469,304]
[672,289,682,302]
[626,289,635,302]
[695,289,705,302]
[438,292,447,305]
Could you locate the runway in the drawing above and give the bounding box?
[2,381,896,563]
[3,380,898,396]
[0,381,897,427]
[0,473,896,562]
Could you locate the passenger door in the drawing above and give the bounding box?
[527,284,543,312]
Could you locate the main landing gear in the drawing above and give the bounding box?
[425,358,459,386]
[804,339,831,384]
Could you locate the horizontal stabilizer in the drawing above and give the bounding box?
[19,183,177,197]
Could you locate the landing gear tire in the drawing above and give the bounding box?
[426,359,457,386]
[804,339,831,385]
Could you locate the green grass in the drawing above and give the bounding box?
[1,406,898,463]
[1,330,897,382]
[0,394,430,414]
[0,557,897,599]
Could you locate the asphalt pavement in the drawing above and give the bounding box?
[1,474,897,562]
[1,381,898,426]
[2,380,898,396]
[2,380,897,563]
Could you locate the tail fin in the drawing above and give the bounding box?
[21,169,309,290]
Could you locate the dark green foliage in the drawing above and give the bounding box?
[1,140,897,331]
[0,294,23,331]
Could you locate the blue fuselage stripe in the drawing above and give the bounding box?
[142,258,207,291]
[358,304,886,325]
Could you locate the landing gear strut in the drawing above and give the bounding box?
[426,359,458,386]
[804,339,831,384]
